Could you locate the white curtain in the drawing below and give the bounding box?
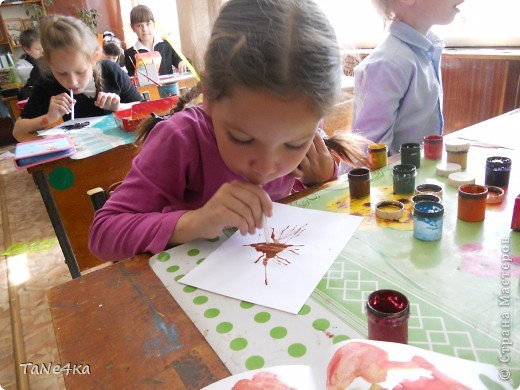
[176,0,227,70]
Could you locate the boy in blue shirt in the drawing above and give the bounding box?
[353,0,464,155]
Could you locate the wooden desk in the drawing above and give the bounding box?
[48,254,230,388]
[28,142,138,277]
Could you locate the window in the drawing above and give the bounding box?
[315,0,520,49]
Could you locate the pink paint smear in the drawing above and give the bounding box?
[460,243,520,277]
[327,342,471,390]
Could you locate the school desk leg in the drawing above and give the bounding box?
[32,171,81,279]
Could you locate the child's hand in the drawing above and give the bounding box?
[292,133,335,187]
[95,92,121,111]
[171,181,272,244]
[48,92,74,123]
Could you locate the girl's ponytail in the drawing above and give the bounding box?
[325,131,371,169]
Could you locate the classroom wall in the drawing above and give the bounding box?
[48,0,123,41]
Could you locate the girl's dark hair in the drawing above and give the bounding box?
[39,15,103,95]
[136,0,368,167]
[130,5,155,26]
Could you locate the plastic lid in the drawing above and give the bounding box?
[436,162,462,177]
[486,186,505,204]
[375,200,405,220]
[445,139,470,152]
[448,172,476,187]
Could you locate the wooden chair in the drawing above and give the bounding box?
[87,181,122,211]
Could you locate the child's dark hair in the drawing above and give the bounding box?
[130,5,155,26]
[136,0,369,167]
[19,28,40,49]
[39,15,104,96]
[103,41,123,57]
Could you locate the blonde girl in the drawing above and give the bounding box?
[14,15,142,142]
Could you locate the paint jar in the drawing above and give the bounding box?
[485,156,512,188]
[445,140,470,169]
[457,184,488,222]
[413,201,444,241]
[392,164,417,194]
[415,183,443,200]
[423,134,443,160]
[348,168,370,198]
[368,143,388,170]
[159,82,179,98]
[366,289,410,344]
[400,143,421,168]
[411,193,441,205]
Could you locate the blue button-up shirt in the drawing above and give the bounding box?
[352,21,445,155]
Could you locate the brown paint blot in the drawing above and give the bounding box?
[245,224,307,285]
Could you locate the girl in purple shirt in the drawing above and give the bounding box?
[89,0,369,262]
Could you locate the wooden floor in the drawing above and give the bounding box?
[0,144,71,389]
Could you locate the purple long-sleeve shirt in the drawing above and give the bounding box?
[89,105,311,262]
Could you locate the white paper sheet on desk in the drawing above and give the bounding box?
[180,202,363,314]
[37,116,106,136]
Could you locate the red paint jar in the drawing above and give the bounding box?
[366,289,410,344]
[423,134,443,160]
[457,184,488,222]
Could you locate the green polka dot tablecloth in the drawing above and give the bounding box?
[150,237,360,374]
[150,153,520,388]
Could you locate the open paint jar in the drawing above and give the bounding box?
[366,289,410,344]
[368,143,388,170]
[400,143,421,168]
[423,134,443,160]
[159,82,179,98]
[413,201,444,241]
[458,184,488,222]
[348,168,370,198]
[393,164,417,194]
[485,156,511,188]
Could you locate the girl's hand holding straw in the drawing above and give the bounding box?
[169,180,273,245]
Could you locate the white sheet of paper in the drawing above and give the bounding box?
[180,202,363,314]
[37,116,106,136]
